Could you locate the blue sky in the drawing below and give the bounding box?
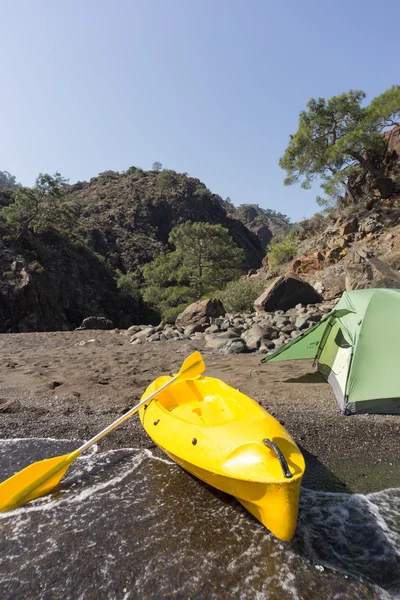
[1,0,399,221]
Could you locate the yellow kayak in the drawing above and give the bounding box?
[139,371,305,541]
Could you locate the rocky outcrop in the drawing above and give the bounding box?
[217,202,291,248]
[344,249,400,291]
[254,274,323,313]
[0,232,141,333]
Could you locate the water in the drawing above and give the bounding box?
[0,438,399,600]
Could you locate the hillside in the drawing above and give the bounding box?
[260,126,400,297]
[68,170,264,273]
[218,199,291,248]
[0,170,265,332]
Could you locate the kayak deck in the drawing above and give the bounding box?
[139,374,305,540]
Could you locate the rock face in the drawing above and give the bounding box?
[175,299,225,329]
[344,249,400,291]
[218,203,291,249]
[254,274,323,313]
[0,232,139,333]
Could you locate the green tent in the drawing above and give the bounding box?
[261,288,400,415]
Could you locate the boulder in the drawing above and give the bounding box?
[205,330,240,350]
[241,324,267,350]
[78,316,114,330]
[219,339,248,354]
[175,299,225,328]
[254,274,323,313]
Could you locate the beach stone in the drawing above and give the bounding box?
[130,327,154,342]
[204,324,220,334]
[307,313,322,323]
[295,316,309,330]
[127,325,142,334]
[273,316,290,327]
[175,299,225,328]
[205,331,239,350]
[219,318,232,331]
[184,323,208,336]
[282,324,297,334]
[148,333,161,342]
[241,324,268,350]
[219,339,247,354]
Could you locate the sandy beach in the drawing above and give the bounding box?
[1,329,400,495]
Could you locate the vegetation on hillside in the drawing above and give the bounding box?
[266,231,300,273]
[1,173,75,238]
[142,221,245,320]
[280,86,400,208]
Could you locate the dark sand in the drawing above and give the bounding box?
[1,330,400,494]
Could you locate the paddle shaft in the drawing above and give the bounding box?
[76,374,179,454]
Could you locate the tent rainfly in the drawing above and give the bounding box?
[261,288,400,415]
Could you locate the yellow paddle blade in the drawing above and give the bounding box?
[0,450,79,511]
[177,351,205,379]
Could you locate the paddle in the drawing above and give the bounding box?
[0,351,205,512]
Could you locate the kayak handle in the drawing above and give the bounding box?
[263,438,293,479]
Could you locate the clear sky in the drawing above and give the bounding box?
[1,0,399,221]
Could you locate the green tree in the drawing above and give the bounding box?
[0,172,73,237]
[152,161,162,172]
[280,86,400,206]
[0,170,19,190]
[142,221,245,318]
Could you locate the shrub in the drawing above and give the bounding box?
[296,212,332,239]
[30,262,45,275]
[213,279,266,313]
[117,271,141,301]
[267,232,299,272]
[162,303,189,324]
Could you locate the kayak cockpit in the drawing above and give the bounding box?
[154,378,251,427]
